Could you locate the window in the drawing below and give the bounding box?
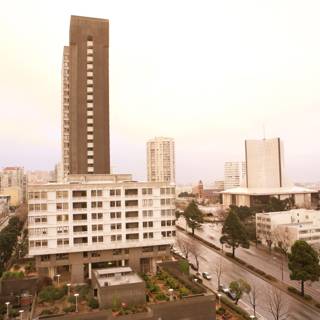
[56,253,69,260]
[143,232,154,239]
[73,202,87,209]
[29,228,47,236]
[111,235,122,242]
[29,216,47,224]
[126,222,138,229]
[72,214,87,221]
[91,190,103,197]
[110,189,121,196]
[110,201,121,207]
[57,239,69,246]
[56,203,69,210]
[125,189,138,196]
[125,200,138,207]
[142,246,153,252]
[57,214,69,222]
[158,245,167,251]
[126,233,139,240]
[143,221,153,228]
[29,240,47,248]
[142,199,153,207]
[92,236,103,243]
[143,210,153,217]
[110,212,121,219]
[92,212,103,220]
[57,226,69,234]
[91,251,101,257]
[113,249,122,255]
[142,188,152,195]
[73,190,87,197]
[91,201,103,208]
[111,223,122,230]
[56,191,68,198]
[125,211,139,218]
[40,255,50,262]
[92,224,103,231]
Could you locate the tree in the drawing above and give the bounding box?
[247,281,260,317]
[267,287,289,320]
[273,226,292,256]
[220,211,249,257]
[214,258,223,291]
[229,279,251,305]
[229,205,253,222]
[176,237,191,260]
[183,200,204,236]
[189,241,201,271]
[288,240,320,296]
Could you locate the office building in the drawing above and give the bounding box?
[224,162,246,190]
[62,16,110,177]
[147,137,175,183]
[222,138,317,208]
[256,209,320,249]
[28,174,176,283]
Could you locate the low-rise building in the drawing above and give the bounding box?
[92,267,146,308]
[256,209,320,249]
[28,174,176,283]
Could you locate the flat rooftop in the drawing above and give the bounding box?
[93,267,143,287]
[222,186,317,195]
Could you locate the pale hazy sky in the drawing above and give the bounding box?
[1,0,320,184]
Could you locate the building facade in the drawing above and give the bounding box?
[147,137,175,183]
[256,209,320,249]
[224,162,246,190]
[62,16,110,176]
[0,167,27,204]
[28,174,176,283]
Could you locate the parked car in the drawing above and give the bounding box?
[227,290,237,301]
[202,272,212,280]
[218,284,229,294]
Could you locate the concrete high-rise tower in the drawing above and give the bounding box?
[147,137,175,183]
[62,16,110,177]
[224,161,246,190]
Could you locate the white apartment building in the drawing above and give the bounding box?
[147,137,175,183]
[28,174,176,283]
[256,209,320,249]
[224,162,246,190]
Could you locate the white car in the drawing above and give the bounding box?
[202,272,212,280]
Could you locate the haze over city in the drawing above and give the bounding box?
[1,0,320,183]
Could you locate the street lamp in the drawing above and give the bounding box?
[217,293,222,305]
[168,288,174,301]
[67,283,71,296]
[5,302,10,318]
[250,315,256,320]
[74,293,79,312]
[19,309,24,320]
[56,274,61,286]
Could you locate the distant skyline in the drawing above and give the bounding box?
[1,0,320,184]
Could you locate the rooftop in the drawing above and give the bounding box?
[222,186,317,195]
[93,267,143,287]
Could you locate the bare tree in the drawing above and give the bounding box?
[214,258,223,290]
[176,237,191,260]
[272,226,292,256]
[189,240,201,271]
[247,281,260,318]
[267,287,289,320]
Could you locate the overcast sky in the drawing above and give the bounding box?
[1,0,320,184]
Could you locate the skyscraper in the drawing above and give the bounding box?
[224,161,246,190]
[147,137,175,183]
[245,138,287,188]
[62,16,110,177]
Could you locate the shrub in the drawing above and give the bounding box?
[221,296,251,320]
[39,286,66,302]
[75,285,90,298]
[155,293,169,301]
[40,307,58,316]
[288,286,300,295]
[2,271,25,280]
[13,264,20,271]
[37,276,53,291]
[217,307,226,315]
[88,297,99,309]
[68,296,76,304]
[304,294,312,301]
[264,274,277,282]
[148,283,160,293]
[179,287,190,297]
[63,305,76,313]
[315,303,320,309]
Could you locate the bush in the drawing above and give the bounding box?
[148,283,160,293]
[155,293,169,301]
[216,307,226,315]
[221,296,252,320]
[88,297,99,309]
[315,303,320,309]
[13,264,20,271]
[2,271,25,279]
[37,276,53,291]
[75,284,90,299]
[288,286,300,295]
[304,294,312,301]
[264,274,277,282]
[39,286,66,302]
[68,296,76,304]
[63,305,76,313]
[179,287,190,297]
[40,307,58,316]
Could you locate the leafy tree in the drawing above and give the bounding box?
[229,205,253,221]
[220,211,249,257]
[288,240,320,296]
[229,279,251,305]
[183,201,204,236]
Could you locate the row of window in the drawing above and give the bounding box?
[30,231,175,249]
[29,188,175,201]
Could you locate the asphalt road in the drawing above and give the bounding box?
[176,228,320,320]
[177,218,320,302]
